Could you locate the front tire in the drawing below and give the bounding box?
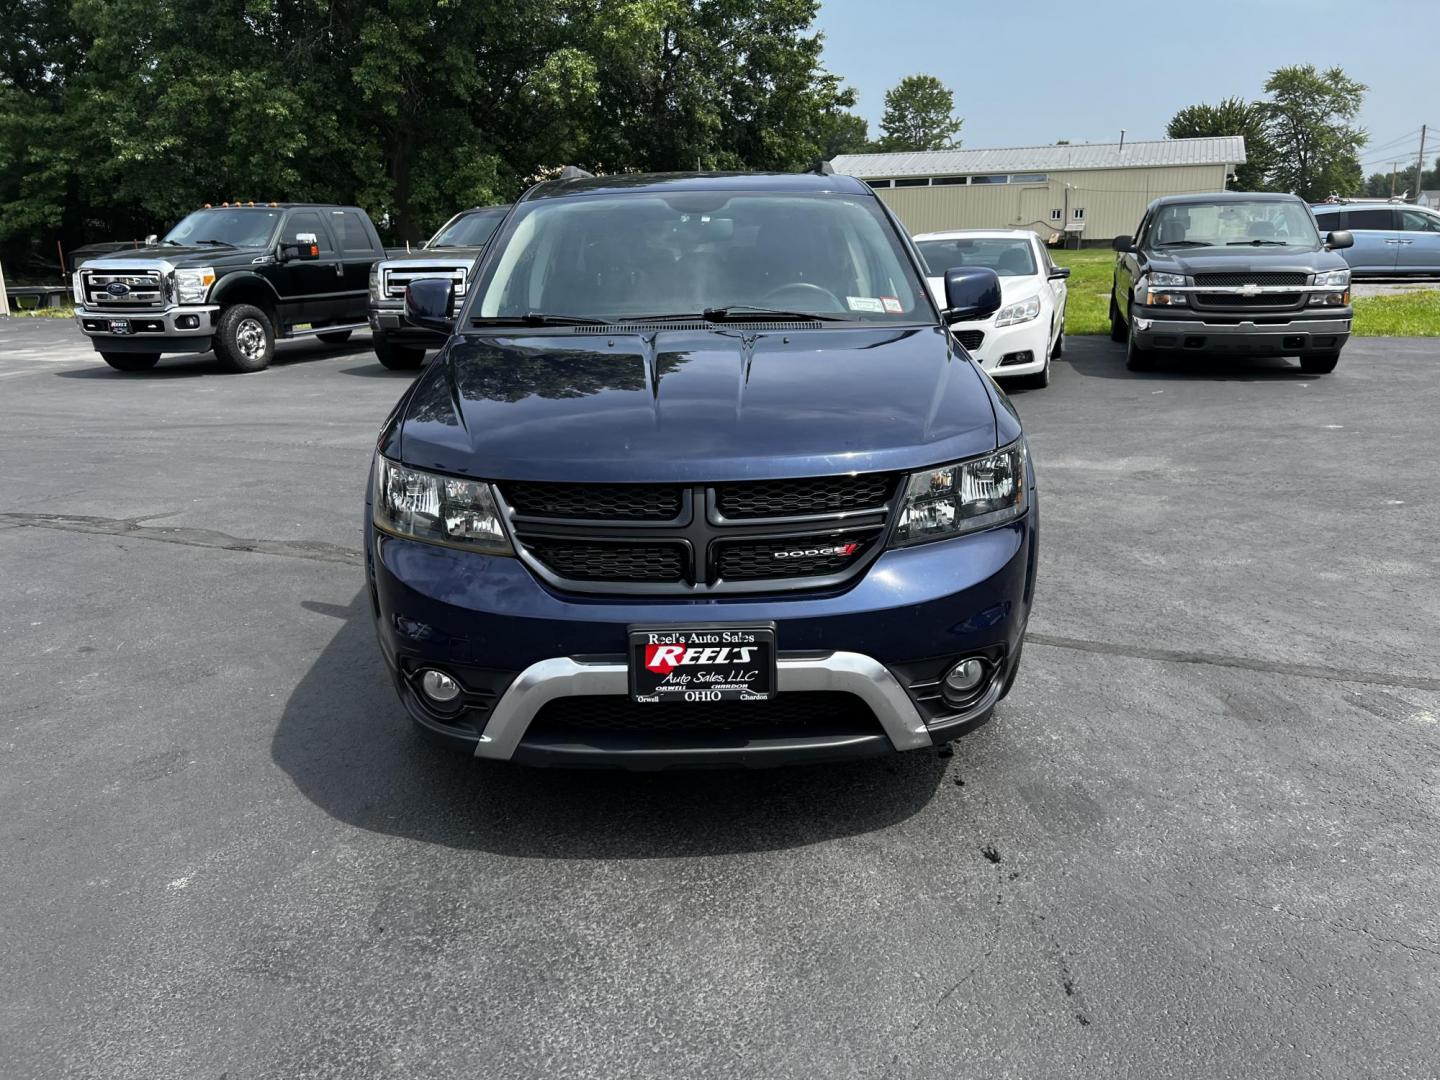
[1125,311,1156,372]
[1300,352,1340,374]
[1109,292,1127,342]
[374,333,426,371]
[1015,356,1051,390]
[317,329,352,344]
[213,304,275,373]
[99,352,160,372]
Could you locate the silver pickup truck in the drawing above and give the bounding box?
[367,205,511,370]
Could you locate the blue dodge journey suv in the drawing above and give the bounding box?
[365,169,1038,768]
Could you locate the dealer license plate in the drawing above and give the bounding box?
[108,319,132,334]
[628,626,776,704]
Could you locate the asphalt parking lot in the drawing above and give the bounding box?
[3,318,1438,1079]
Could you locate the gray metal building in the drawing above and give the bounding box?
[830,136,1246,242]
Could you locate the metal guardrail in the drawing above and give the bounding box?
[4,285,70,311]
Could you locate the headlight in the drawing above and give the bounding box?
[890,441,1028,547]
[372,456,512,555]
[1314,269,1350,287]
[993,295,1042,327]
[368,265,383,302]
[1146,271,1187,287]
[174,267,215,304]
[72,271,84,304]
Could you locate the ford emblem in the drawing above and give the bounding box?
[106,282,130,296]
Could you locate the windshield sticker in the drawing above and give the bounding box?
[846,296,885,313]
[880,296,903,313]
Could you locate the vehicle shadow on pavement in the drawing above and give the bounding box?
[271,592,947,858]
[51,337,374,378]
[1062,335,1324,382]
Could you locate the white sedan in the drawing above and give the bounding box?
[913,229,1069,390]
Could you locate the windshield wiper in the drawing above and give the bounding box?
[701,305,848,322]
[1227,239,1291,246]
[1154,240,1210,248]
[194,239,234,247]
[471,312,613,327]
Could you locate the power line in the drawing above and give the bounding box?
[1362,127,1422,154]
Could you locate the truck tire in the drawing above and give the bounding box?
[1300,352,1340,375]
[374,333,425,371]
[213,304,275,373]
[99,352,160,372]
[1109,292,1127,342]
[1125,313,1156,372]
[317,329,352,344]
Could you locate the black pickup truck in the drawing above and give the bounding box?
[1109,192,1355,374]
[72,203,385,373]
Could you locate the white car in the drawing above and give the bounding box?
[913,229,1069,389]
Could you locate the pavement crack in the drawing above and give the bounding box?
[1232,895,1440,958]
[1027,632,1440,692]
[0,512,361,566]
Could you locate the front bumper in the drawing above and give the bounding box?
[76,304,218,353]
[1132,308,1352,355]
[954,317,1049,377]
[366,502,1038,769]
[368,303,446,345]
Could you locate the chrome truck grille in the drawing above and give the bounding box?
[80,268,167,311]
[381,263,470,301]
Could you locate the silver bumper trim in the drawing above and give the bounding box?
[1134,315,1351,336]
[75,304,219,338]
[472,651,935,761]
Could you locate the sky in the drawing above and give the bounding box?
[814,0,1440,176]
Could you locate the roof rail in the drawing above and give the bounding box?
[811,160,835,176]
[558,165,595,180]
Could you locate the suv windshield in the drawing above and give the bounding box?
[1149,200,1320,249]
[164,208,280,248]
[429,207,509,248]
[471,191,927,322]
[916,237,1036,277]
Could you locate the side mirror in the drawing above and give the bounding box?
[405,277,456,333]
[1326,229,1354,250]
[942,266,1002,323]
[1112,235,1135,253]
[1048,266,1071,280]
[145,233,158,246]
[279,236,321,261]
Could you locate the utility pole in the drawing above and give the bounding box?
[1391,162,1401,197]
[1414,125,1428,203]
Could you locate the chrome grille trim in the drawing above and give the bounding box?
[380,262,470,301]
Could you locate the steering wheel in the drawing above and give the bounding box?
[760,281,848,313]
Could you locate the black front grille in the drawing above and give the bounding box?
[1192,271,1307,288]
[525,540,685,582]
[953,329,985,350]
[716,531,881,581]
[1195,293,1303,308]
[510,472,897,593]
[502,481,681,521]
[715,474,896,519]
[527,692,879,738]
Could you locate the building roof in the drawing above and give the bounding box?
[830,137,1246,178]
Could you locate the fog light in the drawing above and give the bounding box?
[176,314,200,329]
[941,658,988,707]
[419,668,461,704]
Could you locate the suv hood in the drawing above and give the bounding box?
[1145,246,1349,276]
[392,326,1001,483]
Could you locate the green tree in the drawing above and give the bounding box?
[819,111,870,159]
[877,74,961,152]
[1166,96,1274,191]
[1260,64,1368,200]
